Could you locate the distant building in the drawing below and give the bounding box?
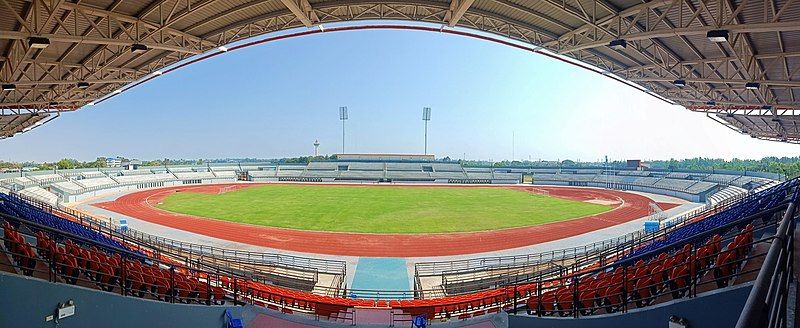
[105,157,123,168]
[121,159,142,170]
[626,159,650,170]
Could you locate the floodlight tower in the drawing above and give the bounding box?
[423,107,432,154]
[339,106,348,153]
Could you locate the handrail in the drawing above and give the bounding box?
[412,180,793,300]
[12,193,347,276]
[735,188,799,328]
[415,188,752,277]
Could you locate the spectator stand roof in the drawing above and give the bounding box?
[0,0,798,141]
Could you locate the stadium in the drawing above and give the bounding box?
[1,0,799,328]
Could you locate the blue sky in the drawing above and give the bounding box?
[1,24,798,162]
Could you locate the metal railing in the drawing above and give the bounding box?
[415,189,749,279]
[14,193,347,277]
[735,189,799,328]
[0,212,240,306]
[517,198,792,319]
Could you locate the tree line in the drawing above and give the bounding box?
[3,155,799,178]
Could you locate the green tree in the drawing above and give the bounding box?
[56,158,79,169]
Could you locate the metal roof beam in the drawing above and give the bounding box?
[184,0,267,33]
[556,23,800,54]
[0,31,203,54]
[9,79,136,86]
[630,77,800,88]
[0,57,147,75]
[447,0,476,27]
[58,2,216,49]
[279,0,318,27]
[615,52,800,73]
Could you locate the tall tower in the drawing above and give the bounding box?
[313,139,320,156]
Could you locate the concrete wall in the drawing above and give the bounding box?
[0,272,240,328]
[508,283,752,328]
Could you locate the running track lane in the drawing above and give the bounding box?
[92,184,675,257]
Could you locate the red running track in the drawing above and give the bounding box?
[92,184,677,257]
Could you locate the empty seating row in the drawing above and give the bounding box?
[617,171,651,177]
[249,170,277,178]
[117,169,153,176]
[50,180,84,194]
[1,221,225,304]
[306,162,339,170]
[430,172,468,179]
[533,173,594,182]
[624,180,792,259]
[527,225,754,316]
[707,186,748,205]
[8,177,36,188]
[493,173,522,180]
[432,163,464,172]
[0,194,126,251]
[386,163,423,171]
[465,172,493,179]
[213,171,237,179]
[386,171,431,179]
[80,171,108,179]
[301,171,339,178]
[685,181,717,194]
[704,174,741,184]
[346,162,385,171]
[173,171,216,180]
[339,171,384,179]
[665,172,692,179]
[27,174,67,184]
[167,167,194,173]
[34,230,225,303]
[75,177,118,189]
[210,166,239,172]
[18,187,59,206]
[276,170,302,177]
[112,173,176,185]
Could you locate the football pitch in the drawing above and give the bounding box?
[155,184,611,233]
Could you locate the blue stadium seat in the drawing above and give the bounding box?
[225,309,243,328]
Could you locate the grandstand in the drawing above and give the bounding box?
[1,173,797,327]
[0,161,786,207]
[0,160,780,211]
[17,186,58,207]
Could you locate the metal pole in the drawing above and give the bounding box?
[424,120,428,155]
[423,107,431,155]
[342,119,345,153]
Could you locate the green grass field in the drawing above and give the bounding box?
[155,185,611,233]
